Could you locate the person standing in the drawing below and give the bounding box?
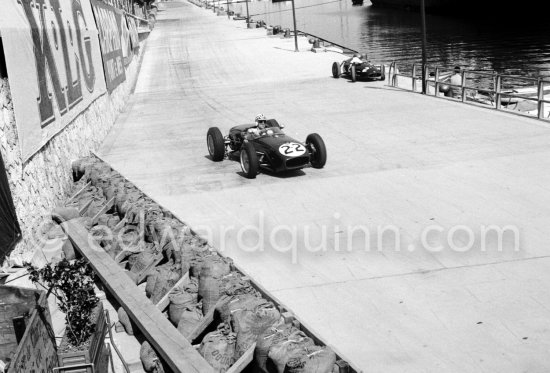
[449,66,463,98]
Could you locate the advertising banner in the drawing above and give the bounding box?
[0,0,107,162]
[127,15,140,52]
[91,0,127,92]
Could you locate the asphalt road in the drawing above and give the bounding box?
[100,1,550,371]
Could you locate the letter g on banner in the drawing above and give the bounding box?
[73,0,96,92]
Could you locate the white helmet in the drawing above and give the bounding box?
[255,114,266,123]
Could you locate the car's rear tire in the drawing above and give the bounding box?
[332,62,340,78]
[207,127,225,161]
[380,64,386,81]
[351,65,357,82]
[240,142,259,178]
[306,133,327,169]
[267,119,280,128]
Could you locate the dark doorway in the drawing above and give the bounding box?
[0,151,21,263]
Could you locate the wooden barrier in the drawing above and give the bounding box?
[61,220,214,373]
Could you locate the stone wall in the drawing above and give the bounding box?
[0,40,146,265]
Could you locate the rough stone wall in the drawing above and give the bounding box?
[0,41,145,264]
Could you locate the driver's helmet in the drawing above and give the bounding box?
[255,114,267,128]
[353,53,361,58]
[361,53,368,61]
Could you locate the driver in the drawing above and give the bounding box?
[349,53,363,65]
[247,114,271,138]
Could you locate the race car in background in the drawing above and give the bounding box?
[332,54,385,82]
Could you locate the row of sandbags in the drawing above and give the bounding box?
[66,157,337,373]
[166,254,336,373]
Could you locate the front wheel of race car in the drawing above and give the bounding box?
[207,127,225,161]
[306,133,327,169]
[351,65,357,82]
[332,62,340,78]
[240,142,259,179]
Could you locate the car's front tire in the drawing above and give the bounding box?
[240,142,259,178]
[207,127,225,161]
[306,133,327,168]
[332,62,340,78]
[351,65,357,82]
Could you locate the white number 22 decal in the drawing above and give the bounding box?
[279,143,306,157]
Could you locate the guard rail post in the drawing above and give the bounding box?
[495,74,502,110]
[424,65,430,94]
[461,70,466,103]
[412,64,417,92]
[434,67,440,97]
[537,78,544,119]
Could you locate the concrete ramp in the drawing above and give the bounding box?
[99,1,550,371]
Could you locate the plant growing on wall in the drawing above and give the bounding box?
[26,258,99,347]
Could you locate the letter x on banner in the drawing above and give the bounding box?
[0,0,107,162]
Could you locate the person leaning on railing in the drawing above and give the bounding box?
[449,66,462,98]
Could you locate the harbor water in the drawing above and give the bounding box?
[230,0,550,79]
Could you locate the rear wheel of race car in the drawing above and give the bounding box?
[267,119,280,128]
[240,142,259,179]
[351,65,357,82]
[207,127,225,161]
[332,62,340,78]
[306,133,327,169]
[380,64,386,81]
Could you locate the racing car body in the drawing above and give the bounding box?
[332,58,385,82]
[206,119,327,179]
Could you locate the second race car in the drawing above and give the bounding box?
[206,117,327,179]
[332,53,385,82]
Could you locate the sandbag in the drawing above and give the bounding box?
[140,341,165,373]
[216,293,266,324]
[256,323,298,370]
[169,290,196,326]
[198,265,221,315]
[176,305,203,337]
[118,307,134,335]
[198,323,237,372]
[232,303,280,357]
[145,272,158,299]
[287,346,336,373]
[150,267,181,304]
[268,331,316,373]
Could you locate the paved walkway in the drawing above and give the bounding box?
[100,1,550,372]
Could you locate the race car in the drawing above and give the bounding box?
[206,119,327,179]
[332,55,385,82]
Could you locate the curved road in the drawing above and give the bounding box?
[100,1,550,372]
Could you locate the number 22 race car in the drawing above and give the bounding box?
[206,119,327,179]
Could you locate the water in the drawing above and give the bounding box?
[231,0,550,78]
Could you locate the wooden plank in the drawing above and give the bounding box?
[78,199,93,216]
[135,252,163,285]
[157,272,190,311]
[65,181,91,205]
[226,342,256,373]
[185,306,215,342]
[61,220,215,373]
[91,197,115,224]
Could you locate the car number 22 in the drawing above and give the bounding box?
[279,142,306,157]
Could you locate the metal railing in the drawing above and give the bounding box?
[389,62,550,121]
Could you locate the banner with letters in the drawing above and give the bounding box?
[91,0,127,92]
[0,0,107,162]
